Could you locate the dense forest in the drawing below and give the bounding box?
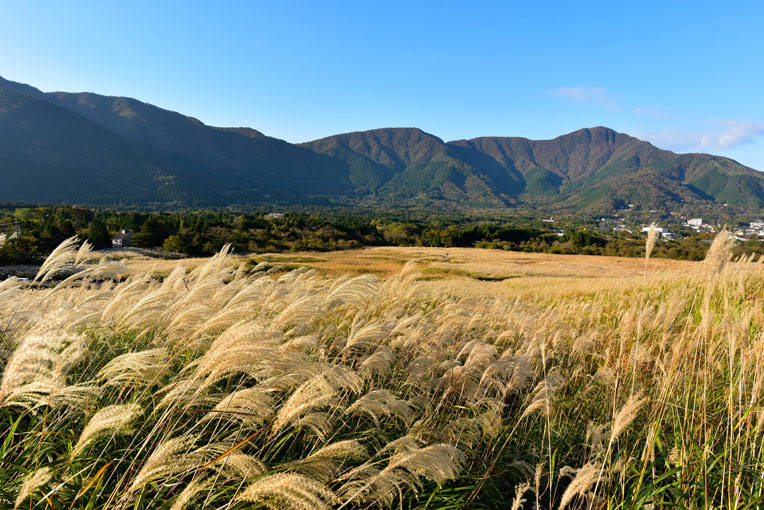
[1,204,761,267]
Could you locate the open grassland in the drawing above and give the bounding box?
[1,234,763,509]
[118,246,692,298]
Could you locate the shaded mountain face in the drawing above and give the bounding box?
[0,76,352,205]
[0,88,185,204]
[1,75,763,213]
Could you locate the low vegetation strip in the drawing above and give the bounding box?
[0,230,763,508]
[3,205,757,268]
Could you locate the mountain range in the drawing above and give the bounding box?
[1,75,763,214]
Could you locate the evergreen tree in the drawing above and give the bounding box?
[87,218,111,249]
[132,216,165,248]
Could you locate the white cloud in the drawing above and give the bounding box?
[714,120,764,149]
[640,120,764,152]
[554,86,618,108]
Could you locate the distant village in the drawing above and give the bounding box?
[593,215,764,242]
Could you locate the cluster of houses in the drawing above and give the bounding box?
[739,221,764,238]
[598,217,631,234]
[683,217,716,232]
[640,226,676,240]
[682,217,764,241]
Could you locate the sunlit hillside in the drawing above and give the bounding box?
[2,232,763,509]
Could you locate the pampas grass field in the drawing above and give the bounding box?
[1,231,763,509]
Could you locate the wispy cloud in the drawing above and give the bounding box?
[554,86,618,108]
[554,85,763,155]
[640,120,764,152]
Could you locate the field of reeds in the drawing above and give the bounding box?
[1,230,763,509]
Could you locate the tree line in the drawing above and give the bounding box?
[0,204,747,266]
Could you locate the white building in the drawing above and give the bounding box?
[111,229,134,248]
[641,226,665,233]
[688,218,703,227]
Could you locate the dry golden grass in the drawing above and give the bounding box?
[117,246,690,280]
[254,246,690,277]
[2,237,762,509]
[245,247,695,301]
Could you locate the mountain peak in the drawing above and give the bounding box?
[308,126,443,145]
[553,126,622,144]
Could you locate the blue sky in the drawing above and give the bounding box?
[2,0,764,168]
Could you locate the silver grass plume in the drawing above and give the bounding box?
[308,439,369,461]
[250,261,270,273]
[169,475,213,510]
[339,443,465,507]
[384,443,465,484]
[272,365,363,439]
[510,481,531,510]
[521,369,565,418]
[610,392,645,442]
[97,348,169,387]
[71,403,142,457]
[442,401,504,447]
[292,439,369,481]
[3,381,101,412]
[279,334,319,353]
[189,302,254,339]
[42,260,128,299]
[644,224,659,262]
[326,274,379,309]
[237,472,336,510]
[14,467,53,509]
[377,435,423,456]
[216,452,266,478]
[0,333,87,402]
[154,377,207,410]
[344,320,393,352]
[193,323,287,386]
[703,227,735,277]
[126,434,199,494]
[273,295,324,331]
[189,244,233,283]
[558,462,601,509]
[345,389,416,426]
[99,276,154,323]
[202,386,274,425]
[114,286,173,329]
[359,346,395,377]
[74,239,94,265]
[34,236,80,283]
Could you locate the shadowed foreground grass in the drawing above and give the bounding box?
[1,230,763,509]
